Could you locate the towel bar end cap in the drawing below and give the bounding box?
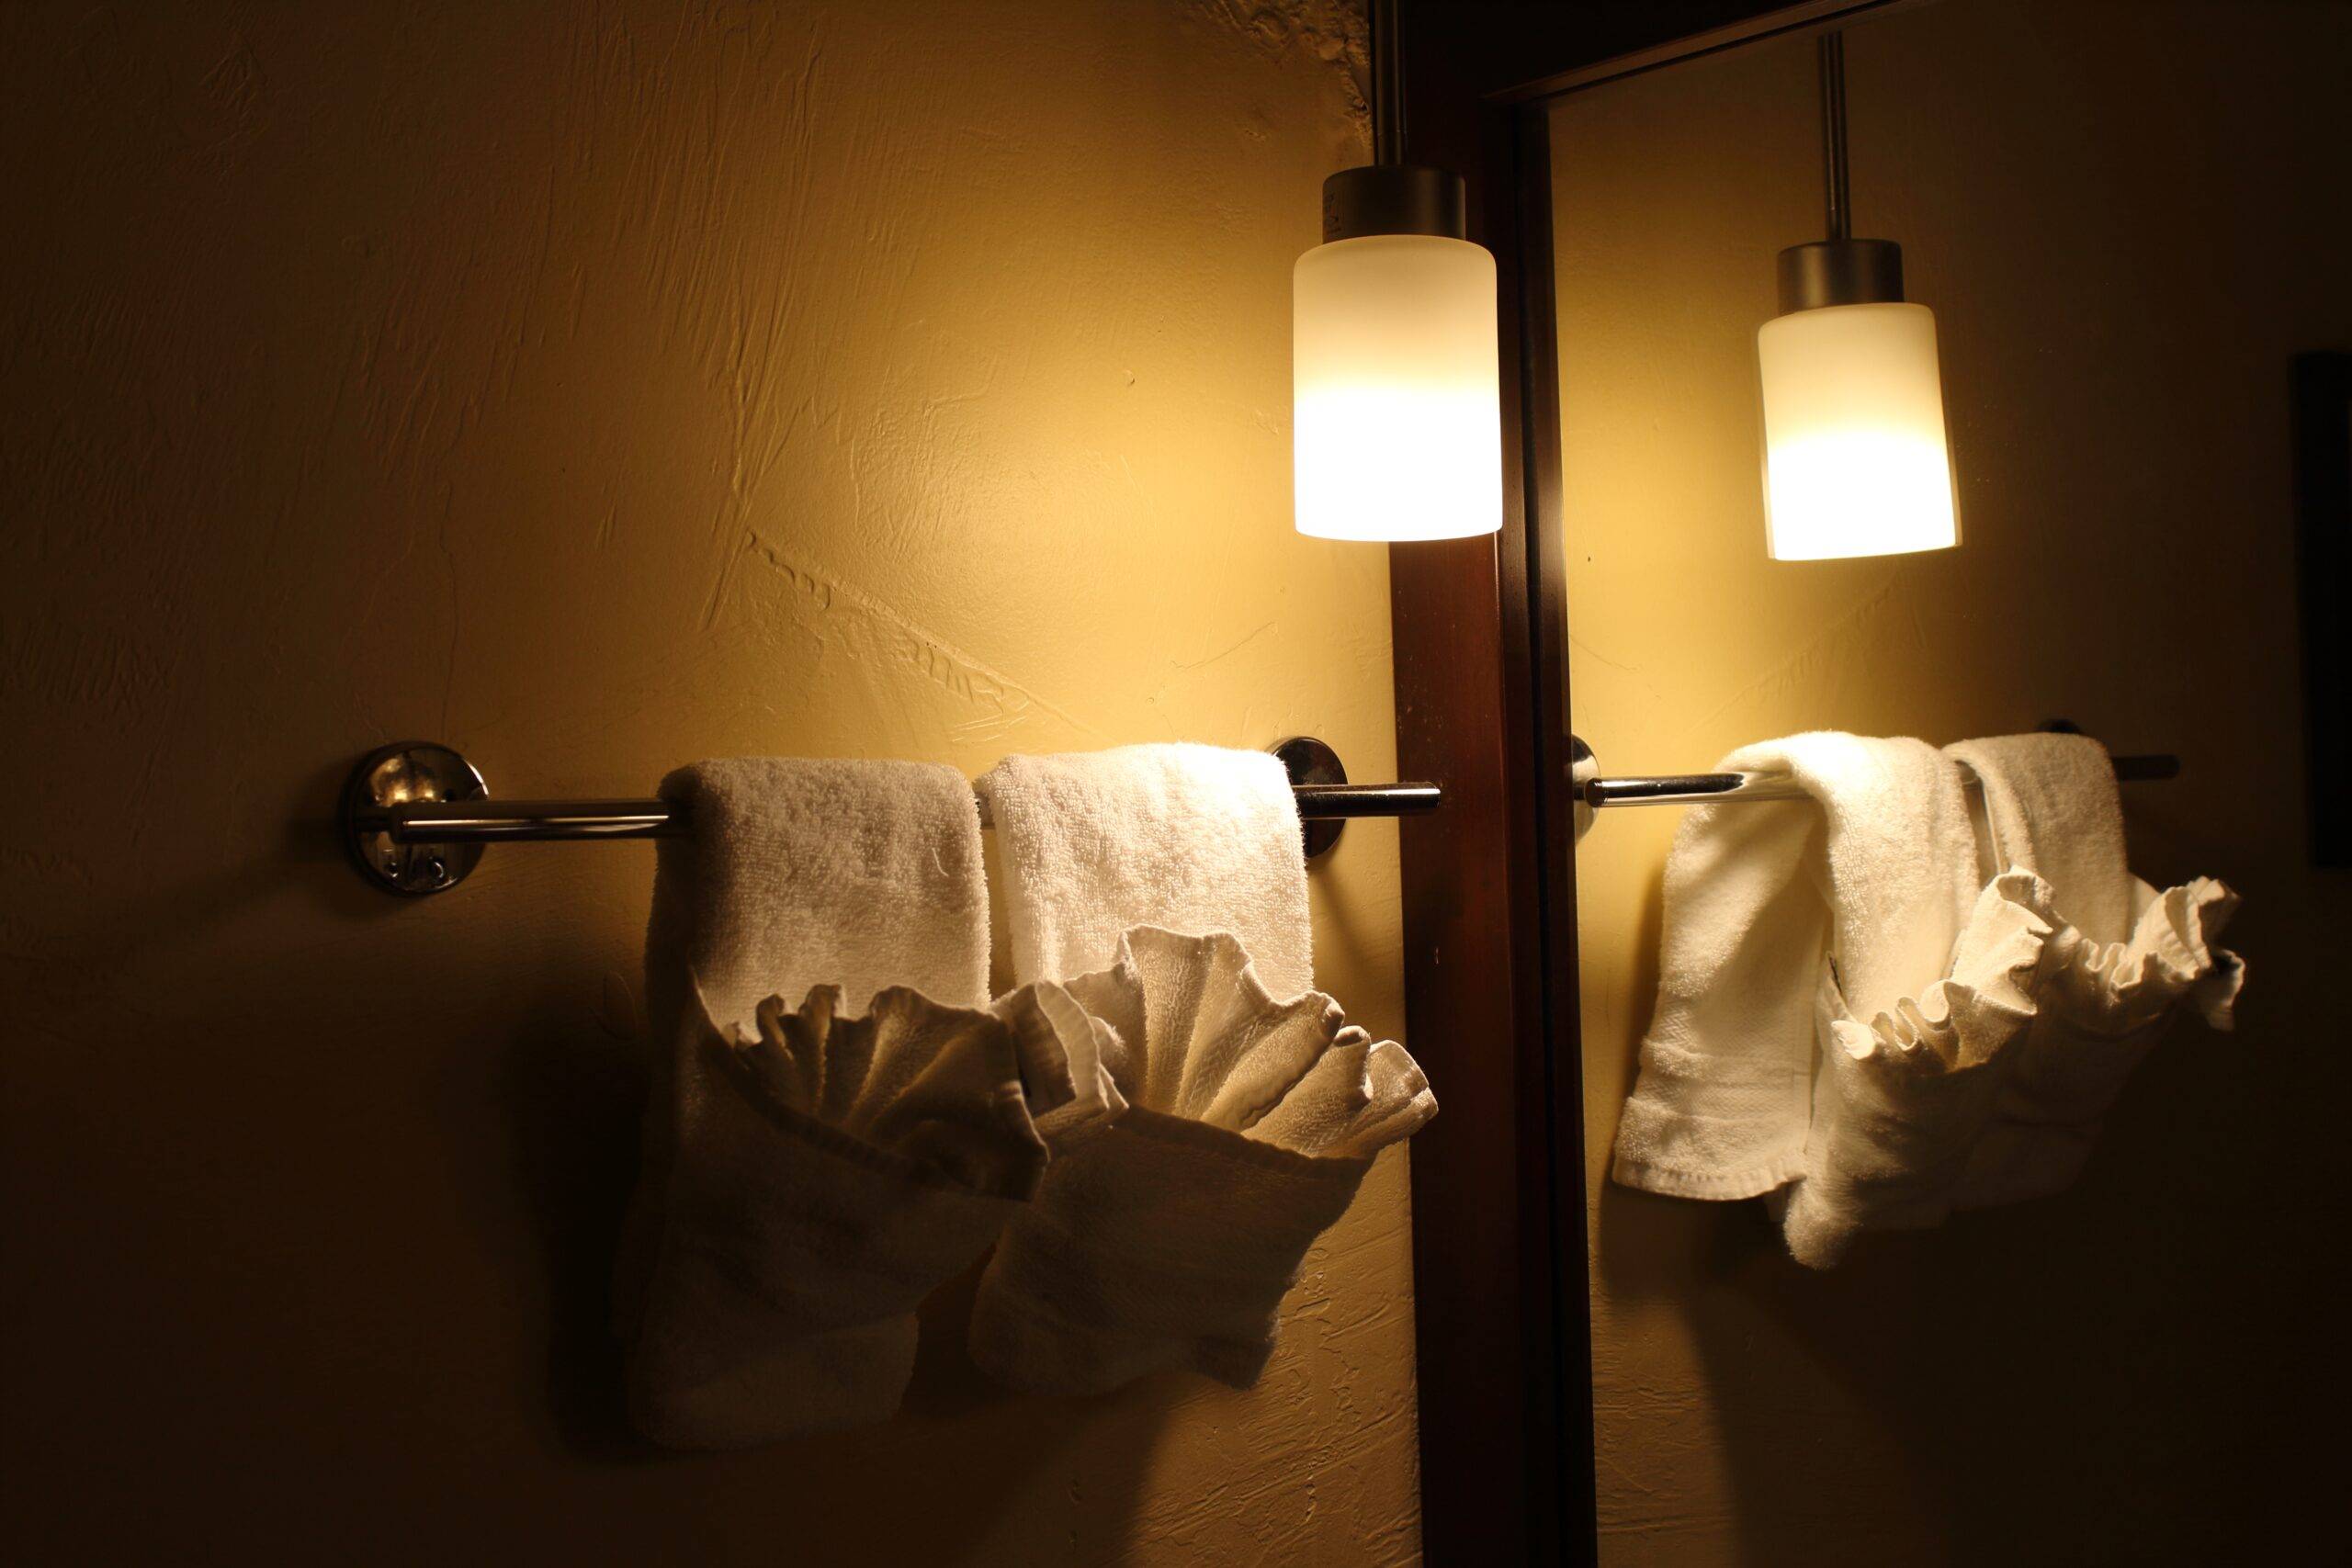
[342,741,488,897]
[1273,735,1348,860]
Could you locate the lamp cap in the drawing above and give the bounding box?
[1777,238,1905,312]
[1322,165,1467,243]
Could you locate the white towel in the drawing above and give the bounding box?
[976,743,1315,996]
[1781,873,2051,1266]
[1772,734,2126,1263]
[618,758,1038,1449]
[1945,734,2243,1207]
[1611,733,1982,1203]
[650,757,990,1026]
[968,928,1436,1394]
[1946,732,2132,942]
[1612,729,2244,1269]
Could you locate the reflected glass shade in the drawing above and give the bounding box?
[1294,233,1501,541]
[1756,300,1958,560]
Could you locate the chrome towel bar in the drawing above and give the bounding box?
[375,783,1443,842]
[341,736,1440,897]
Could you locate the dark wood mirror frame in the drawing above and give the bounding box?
[1382,4,1927,1561]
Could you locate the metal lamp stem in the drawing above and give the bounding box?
[1372,0,1405,166]
[1820,31,1849,243]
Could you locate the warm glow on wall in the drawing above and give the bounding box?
[1294,232,1501,542]
[1758,299,1956,559]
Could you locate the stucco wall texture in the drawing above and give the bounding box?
[1556,3,2349,1564]
[1,4,1424,1562]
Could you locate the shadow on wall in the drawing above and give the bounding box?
[8,751,375,1027]
[494,995,644,1458]
[130,754,1193,1558]
[1589,815,2312,1568]
[474,943,1188,1556]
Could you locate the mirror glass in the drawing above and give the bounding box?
[1550,0,2347,1558]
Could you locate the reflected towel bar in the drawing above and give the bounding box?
[1573,735,2179,810]
[342,736,1440,897]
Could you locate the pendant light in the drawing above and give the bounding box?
[1757,32,1958,560]
[1293,0,1501,542]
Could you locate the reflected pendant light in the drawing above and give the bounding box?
[1757,32,1958,560]
[1293,0,1501,541]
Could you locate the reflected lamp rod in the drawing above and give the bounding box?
[1293,0,1502,542]
[1757,31,1960,561]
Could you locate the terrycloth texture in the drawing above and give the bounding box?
[977,743,1314,996]
[649,757,989,1026]
[1783,870,2242,1262]
[992,978,1128,1148]
[621,758,1020,1449]
[1611,734,1981,1201]
[628,985,1046,1447]
[1945,736,2243,1208]
[1946,732,2132,942]
[1781,874,2054,1266]
[1611,729,2245,1269]
[968,927,1436,1395]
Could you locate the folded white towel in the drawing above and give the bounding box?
[1777,734,2131,1263]
[968,928,1435,1394]
[991,978,1128,1149]
[628,983,1046,1447]
[648,757,990,1026]
[1947,731,2132,942]
[1612,729,2245,1269]
[1781,873,2051,1266]
[1945,734,2243,1207]
[977,743,1315,997]
[619,758,1027,1449]
[1611,733,1981,1201]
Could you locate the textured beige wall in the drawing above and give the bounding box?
[0,3,1425,1562]
[1555,2,2348,1562]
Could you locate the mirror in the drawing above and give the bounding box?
[1546,0,2347,1561]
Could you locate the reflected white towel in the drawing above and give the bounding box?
[1781,873,2050,1266]
[618,759,1032,1449]
[1611,729,2244,1269]
[1947,732,2132,943]
[1611,733,1981,1201]
[1945,733,2243,1207]
[977,743,1314,996]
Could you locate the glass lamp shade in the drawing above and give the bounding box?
[1756,300,1958,560]
[1294,233,1501,541]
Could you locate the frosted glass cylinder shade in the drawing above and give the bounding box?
[1757,300,1958,560]
[1294,234,1501,541]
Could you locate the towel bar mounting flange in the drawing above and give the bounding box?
[339,737,1442,897]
